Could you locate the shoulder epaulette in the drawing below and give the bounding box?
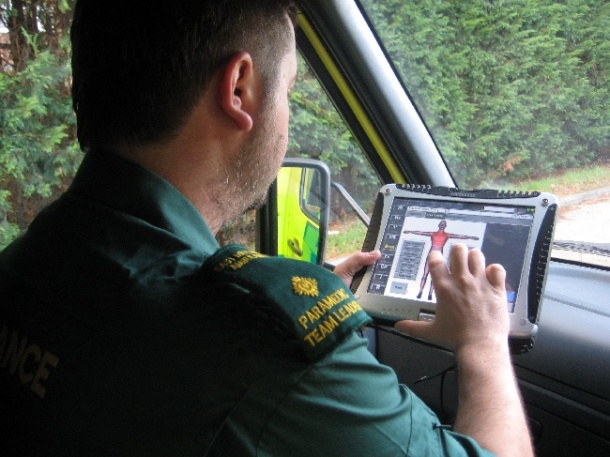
[201,245,371,361]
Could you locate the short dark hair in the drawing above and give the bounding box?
[71,0,298,152]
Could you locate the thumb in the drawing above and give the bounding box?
[394,319,434,341]
[333,250,380,287]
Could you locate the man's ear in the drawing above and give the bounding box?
[220,51,258,132]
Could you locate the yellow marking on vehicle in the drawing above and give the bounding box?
[297,14,405,183]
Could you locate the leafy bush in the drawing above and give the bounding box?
[362,0,610,187]
[0,45,81,249]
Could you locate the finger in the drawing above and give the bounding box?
[448,243,469,275]
[394,319,435,342]
[427,249,448,281]
[338,250,380,274]
[426,250,451,300]
[362,249,381,264]
[333,250,380,286]
[486,263,506,290]
[467,248,486,277]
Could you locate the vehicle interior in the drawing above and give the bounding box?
[267,1,610,456]
[1,0,609,456]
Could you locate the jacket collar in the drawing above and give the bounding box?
[69,151,219,256]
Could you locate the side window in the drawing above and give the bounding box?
[285,53,382,262]
[360,0,610,268]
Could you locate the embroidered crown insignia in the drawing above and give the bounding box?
[291,276,319,298]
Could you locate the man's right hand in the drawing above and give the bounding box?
[395,243,534,457]
[394,243,509,352]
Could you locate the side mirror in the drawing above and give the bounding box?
[257,158,331,265]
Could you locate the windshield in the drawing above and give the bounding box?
[359,0,610,268]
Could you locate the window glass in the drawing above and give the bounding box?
[287,53,382,262]
[360,0,610,267]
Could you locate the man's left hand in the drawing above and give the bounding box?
[333,250,381,287]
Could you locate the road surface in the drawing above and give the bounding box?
[553,191,610,267]
[555,194,610,244]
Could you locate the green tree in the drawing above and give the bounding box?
[362,0,610,187]
[0,0,79,249]
[288,55,380,210]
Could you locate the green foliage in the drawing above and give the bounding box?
[3,0,610,250]
[361,0,610,187]
[503,164,610,197]
[326,218,368,260]
[288,56,381,209]
[0,42,81,249]
[0,0,80,249]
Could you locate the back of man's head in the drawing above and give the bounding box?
[71,0,298,153]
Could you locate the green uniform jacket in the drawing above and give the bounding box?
[0,152,493,456]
